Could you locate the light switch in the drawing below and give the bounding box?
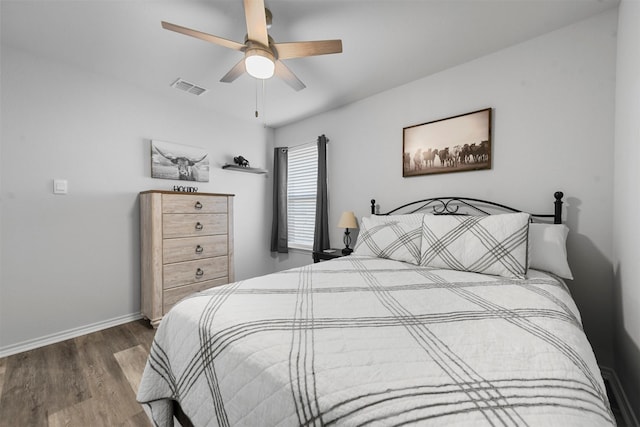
[53,179,68,195]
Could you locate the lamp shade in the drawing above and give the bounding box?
[337,211,358,229]
[245,47,275,79]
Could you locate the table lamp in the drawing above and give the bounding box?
[337,211,358,255]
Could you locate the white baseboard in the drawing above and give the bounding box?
[0,312,144,358]
[600,365,640,426]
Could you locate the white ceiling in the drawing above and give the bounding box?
[1,0,618,128]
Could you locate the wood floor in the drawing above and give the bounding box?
[0,320,155,427]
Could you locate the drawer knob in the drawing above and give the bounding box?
[195,201,203,210]
[196,268,204,278]
[195,222,204,230]
[195,245,204,254]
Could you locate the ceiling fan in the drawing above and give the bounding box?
[161,0,343,91]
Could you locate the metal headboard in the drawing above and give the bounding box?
[371,191,564,224]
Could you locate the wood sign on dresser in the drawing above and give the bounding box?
[139,190,235,327]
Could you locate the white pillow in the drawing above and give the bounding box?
[528,223,573,279]
[367,213,426,225]
[420,213,530,279]
[354,217,422,265]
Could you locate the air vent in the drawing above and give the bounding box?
[170,78,208,96]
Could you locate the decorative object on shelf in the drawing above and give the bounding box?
[173,185,198,193]
[151,140,209,182]
[337,211,358,255]
[233,156,250,167]
[403,108,492,178]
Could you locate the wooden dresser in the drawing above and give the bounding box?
[140,190,234,327]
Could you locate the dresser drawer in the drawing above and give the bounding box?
[163,235,228,264]
[163,277,229,314]
[163,256,228,290]
[162,194,228,214]
[163,213,227,238]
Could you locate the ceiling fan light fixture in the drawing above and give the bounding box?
[162,0,342,91]
[245,47,275,79]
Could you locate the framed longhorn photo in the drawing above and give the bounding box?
[151,140,209,182]
[403,108,492,177]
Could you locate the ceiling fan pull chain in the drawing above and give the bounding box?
[255,79,259,118]
[262,79,267,126]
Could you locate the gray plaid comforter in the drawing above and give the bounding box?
[137,255,614,426]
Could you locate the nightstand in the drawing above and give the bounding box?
[312,249,348,263]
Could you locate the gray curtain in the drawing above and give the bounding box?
[313,135,330,252]
[270,147,288,253]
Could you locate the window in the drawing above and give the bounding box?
[287,144,318,249]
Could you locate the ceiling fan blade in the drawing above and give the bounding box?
[161,21,245,51]
[275,60,306,91]
[220,59,247,83]
[243,0,269,47]
[274,40,343,60]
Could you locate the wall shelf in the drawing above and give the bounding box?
[222,164,268,174]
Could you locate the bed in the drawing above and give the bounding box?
[137,192,614,426]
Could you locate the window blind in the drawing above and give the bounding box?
[287,144,318,249]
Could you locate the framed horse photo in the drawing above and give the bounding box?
[402,108,492,177]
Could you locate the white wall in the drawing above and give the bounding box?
[613,0,640,418]
[0,46,275,353]
[275,10,618,366]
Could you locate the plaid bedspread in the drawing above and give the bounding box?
[137,255,614,426]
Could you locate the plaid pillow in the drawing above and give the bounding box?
[420,213,530,279]
[354,217,422,265]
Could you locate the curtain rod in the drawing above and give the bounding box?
[277,136,329,150]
